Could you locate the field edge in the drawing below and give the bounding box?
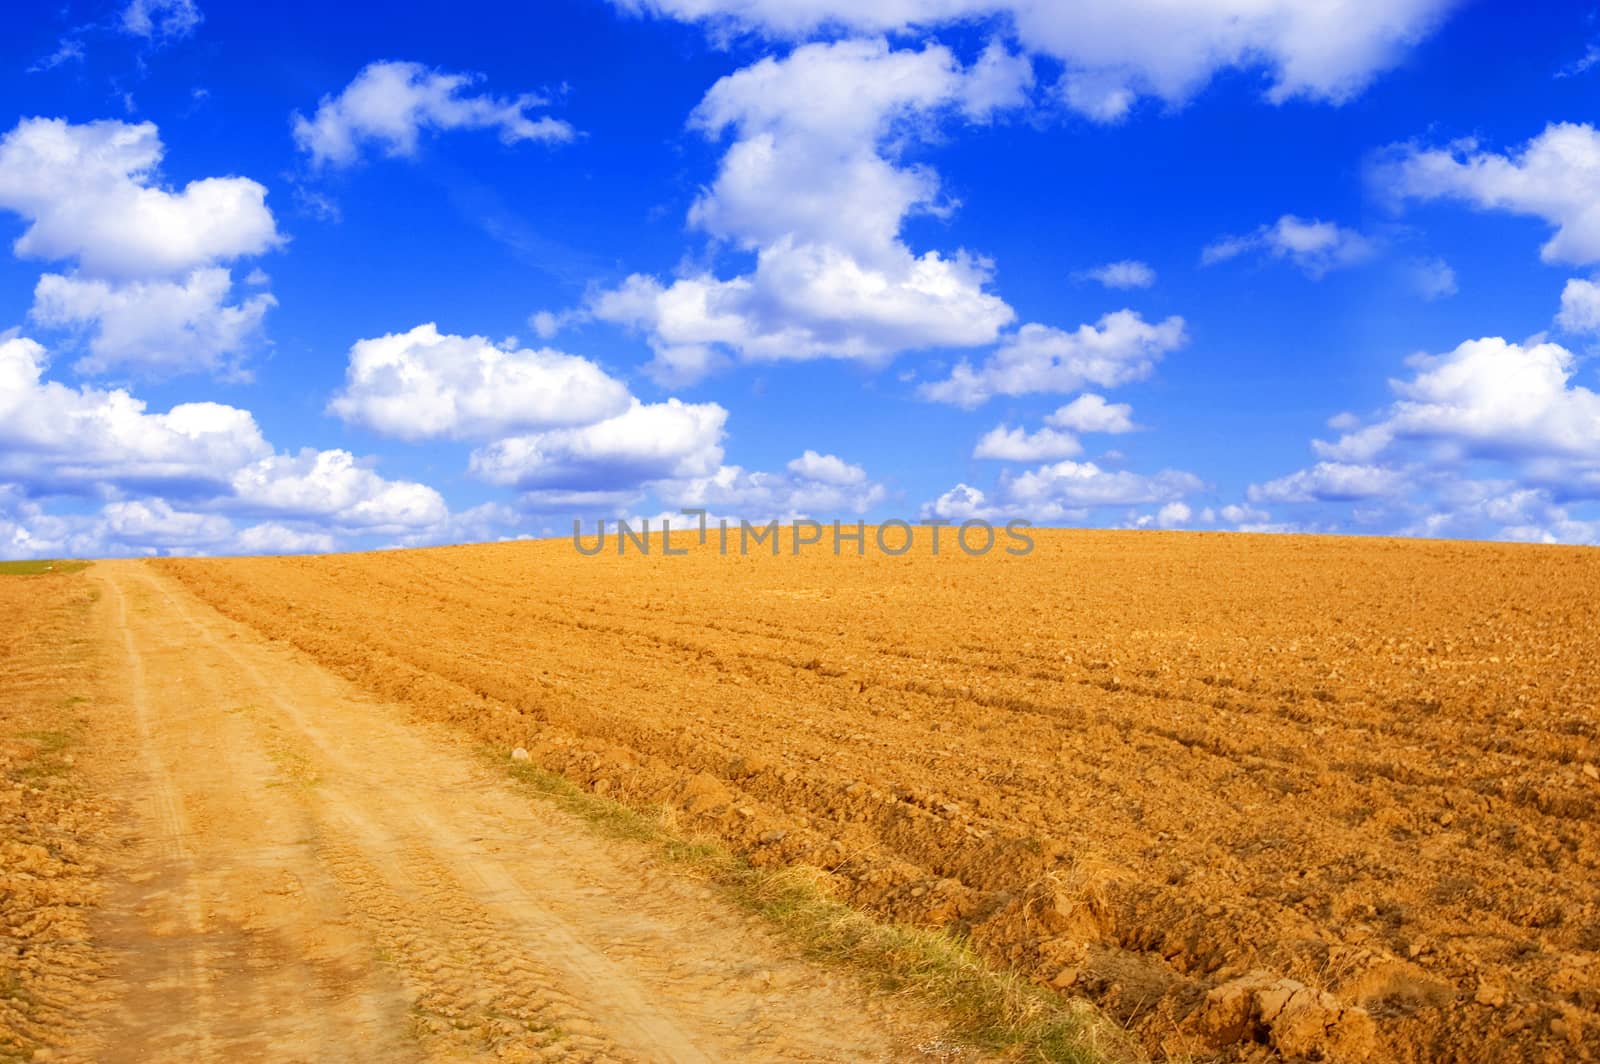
[494,748,1142,1064]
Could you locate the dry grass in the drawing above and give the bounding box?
[0,560,90,577]
[502,754,1139,1064]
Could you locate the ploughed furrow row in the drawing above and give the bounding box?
[159,533,1600,1063]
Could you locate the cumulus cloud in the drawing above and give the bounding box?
[1312,337,1600,467]
[1557,277,1600,334]
[922,482,1007,521]
[1153,501,1192,528]
[1081,260,1155,289]
[0,117,282,377]
[923,456,1202,524]
[234,522,337,556]
[0,333,453,556]
[594,243,1014,385]
[101,498,231,548]
[0,334,269,492]
[468,398,728,491]
[684,39,1022,255]
[31,268,274,376]
[972,394,1137,461]
[1374,122,1600,265]
[229,449,446,532]
[1248,462,1405,503]
[1047,393,1136,433]
[0,118,280,280]
[1394,481,1600,546]
[973,424,1082,461]
[920,311,1185,407]
[293,61,575,169]
[1202,215,1375,278]
[614,0,1457,121]
[1009,460,1201,508]
[785,450,866,485]
[328,323,632,441]
[656,454,886,519]
[588,38,1025,383]
[1251,334,1600,543]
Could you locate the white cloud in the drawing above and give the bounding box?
[1155,501,1192,527]
[391,501,532,548]
[589,38,1026,383]
[229,450,447,532]
[0,333,457,555]
[328,323,632,441]
[469,398,728,490]
[961,38,1036,119]
[971,393,1137,461]
[102,499,231,548]
[1047,392,1136,433]
[594,242,1014,385]
[923,456,1201,524]
[1009,460,1201,508]
[1248,462,1406,503]
[529,309,564,339]
[30,39,85,73]
[1202,215,1375,278]
[0,118,281,280]
[973,424,1081,461]
[121,0,202,40]
[656,457,886,519]
[785,450,866,485]
[518,489,647,514]
[685,39,1019,256]
[31,268,274,376]
[0,334,269,491]
[1411,257,1458,300]
[615,0,1457,120]
[1313,337,1600,467]
[1251,335,1600,544]
[922,482,1007,521]
[1219,502,1273,527]
[1558,42,1600,79]
[1375,122,1600,265]
[920,311,1185,407]
[0,117,282,379]
[293,61,575,169]
[1395,482,1600,546]
[234,522,337,556]
[1557,277,1600,334]
[1081,260,1154,289]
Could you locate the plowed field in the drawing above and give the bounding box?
[158,530,1600,1062]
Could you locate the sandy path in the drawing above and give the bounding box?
[78,560,957,1063]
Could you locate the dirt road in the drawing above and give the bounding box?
[75,561,958,1063]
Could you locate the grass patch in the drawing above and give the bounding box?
[9,728,79,783]
[17,729,74,753]
[500,755,1137,1064]
[0,560,90,576]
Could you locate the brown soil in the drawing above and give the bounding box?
[156,530,1600,1063]
[4,560,975,1061]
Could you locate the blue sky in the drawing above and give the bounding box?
[2,0,1599,557]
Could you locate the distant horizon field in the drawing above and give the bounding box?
[9,522,1600,568]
